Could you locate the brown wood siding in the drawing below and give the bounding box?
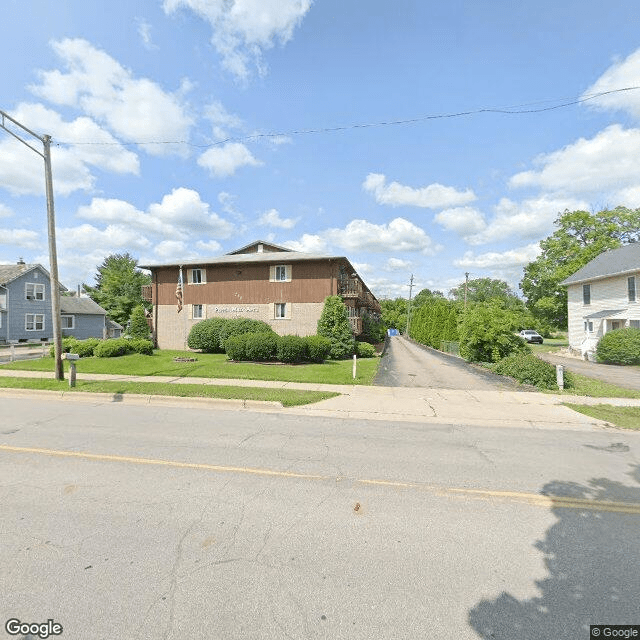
[154,260,338,306]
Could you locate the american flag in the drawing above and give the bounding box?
[176,266,183,313]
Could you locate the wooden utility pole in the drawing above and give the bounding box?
[405,274,414,335]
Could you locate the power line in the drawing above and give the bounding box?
[55,86,640,148]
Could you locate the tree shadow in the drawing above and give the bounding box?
[469,465,640,640]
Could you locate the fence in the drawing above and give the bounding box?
[440,341,460,357]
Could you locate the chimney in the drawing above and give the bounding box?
[17,258,25,271]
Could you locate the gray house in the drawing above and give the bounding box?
[0,261,120,343]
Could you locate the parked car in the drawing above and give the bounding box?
[519,329,544,344]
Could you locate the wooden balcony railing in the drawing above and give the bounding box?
[141,284,152,302]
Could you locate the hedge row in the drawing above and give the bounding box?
[225,333,334,363]
[188,318,275,353]
[493,353,574,390]
[51,336,154,358]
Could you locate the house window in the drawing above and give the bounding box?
[0,313,2,328]
[275,303,287,319]
[584,320,593,333]
[61,315,74,329]
[270,265,291,282]
[192,304,204,319]
[26,283,45,300]
[26,314,44,331]
[582,284,591,305]
[629,276,636,303]
[189,269,205,284]
[630,320,640,328]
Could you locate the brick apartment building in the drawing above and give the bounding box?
[139,240,381,350]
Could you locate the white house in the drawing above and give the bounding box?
[561,243,640,358]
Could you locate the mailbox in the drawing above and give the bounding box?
[64,353,80,361]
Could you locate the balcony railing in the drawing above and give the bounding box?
[348,317,363,335]
[141,285,152,302]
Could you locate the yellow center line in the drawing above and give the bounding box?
[2,444,640,514]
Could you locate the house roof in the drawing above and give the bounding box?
[226,240,292,255]
[584,309,627,319]
[106,318,124,330]
[561,242,640,285]
[0,263,67,290]
[59,296,107,316]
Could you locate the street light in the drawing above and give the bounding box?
[0,109,64,380]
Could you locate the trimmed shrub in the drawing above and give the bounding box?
[94,338,131,358]
[129,305,150,339]
[188,318,228,353]
[596,328,640,365]
[219,318,275,349]
[277,335,308,363]
[50,337,79,357]
[75,338,101,357]
[224,334,248,361]
[128,338,154,355]
[305,335,332,363]
[244,332,278,361]
[355,341,376,358]
[493,353,574,390]
[317,296,355,359]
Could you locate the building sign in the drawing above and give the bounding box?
[213,306,260,313]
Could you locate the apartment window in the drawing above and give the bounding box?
[192,304,204,319]
[582,284,591,305]
[61,315,74,329]
[629,276,636,303]
[189,268,205,284]
[270,265,291,282]
[26,314,44,331]
[26,283,45,300]
[275,303,287,319]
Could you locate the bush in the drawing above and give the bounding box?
[188,318,228,353]
[305,335,332,363]
[128,338,154,355]
[317,296,355,359]
[276,335,307,363]
[129,305,150,339]
[244,332,278,361]
[459,302,530,362]
[50,337,79,357]
[596,328,640,365]
[219,318,275,349]
[361,313,386,344]
[493,353,574,390]
[94,338,131,358]
[355,341,376,358]
[75,338,101,357]
[224,334,248,361]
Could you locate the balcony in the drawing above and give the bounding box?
[348,317,363,335]
[141,284,152,302]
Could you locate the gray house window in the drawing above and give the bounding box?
[629,276,636,303]
[61,315,74,329]
[26,314,44,331]
[26,283,45,300]
[582,284,591,305]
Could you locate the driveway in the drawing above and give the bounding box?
[537,352,640,391]
[373,335,520,390]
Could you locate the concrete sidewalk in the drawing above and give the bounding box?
[1,368,638,430]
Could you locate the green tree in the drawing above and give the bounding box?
[129,305,150,339]
[317,295,355,359]
[449,277,517,305]
[520,208,640,328]
[381,298,407,333]
[84,254,151,327]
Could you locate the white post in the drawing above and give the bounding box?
[556,364,564,390]
[10,344,15,362]
[353,354,357,380]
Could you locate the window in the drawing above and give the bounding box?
[26,283,45,300]
[629,276,636,303]
[192,304,204,319]
[0,293,6,309]
[584,320,593,333]
[275,303,287,319]
[582,284,591,305]
[270,264,291,282]
[630,320,640,329]
[26,314,44,331]
[0,313,2,328]
[189,269,205,284]
[61,315,74,329]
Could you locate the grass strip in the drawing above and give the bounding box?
[564,404,640,429]
[0,377,339,407]
[558,373,640,399]
[1,350,379,385]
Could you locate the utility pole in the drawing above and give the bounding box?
[464,272,470,309]
[405,273,414,335]
[0,110,64,379]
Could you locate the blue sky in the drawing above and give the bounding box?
[1,0,640,298]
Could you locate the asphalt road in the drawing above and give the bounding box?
[1,396,639,639]
[374,335,518,390]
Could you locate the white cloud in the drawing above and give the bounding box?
[509,125,640,200]
[30,38,193,154]
[258,208,299,229]
[137,19,156,50]
[204,100,244,140]
[56,223,152,254]
[0,204,14,218]
[582,48,640,120]
[283,234,328,254]
[454,243,541,269]
[363,173,476,209]
[325,218,440,255]
[163,0,313,81]
[384,257,412,271]
[0,229,41,250]
[196,240,223,253]
[198,142,261,177]
[434,206,487,235]
[352,262,373,275]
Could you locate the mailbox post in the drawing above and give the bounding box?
[64,353,79,387]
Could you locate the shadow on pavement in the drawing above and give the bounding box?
[468,464,640,639]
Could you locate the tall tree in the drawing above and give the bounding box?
[84,253,151,326]
[520,208,639,328]
[449,277,518,305]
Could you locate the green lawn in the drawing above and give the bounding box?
[0,350,380,385]
[564,404,640,429]
[0,377,339,407]
[558,373,640,399]
[528,337,569,354]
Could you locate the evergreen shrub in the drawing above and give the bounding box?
[317,296,355,359]
[305,335,332,363]
[277,335,307,363]
[493,353,574,390]
[94,338,131,358]
[355,341,376,358]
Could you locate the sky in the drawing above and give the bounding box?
[1,0,640,300]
